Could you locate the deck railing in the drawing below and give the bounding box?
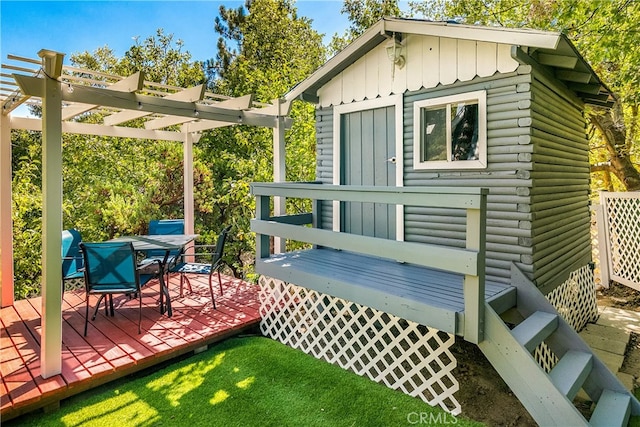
[250,182,488,343]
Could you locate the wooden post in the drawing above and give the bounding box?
[183,132,198,256]
[0,112,14,307]
[40,49,65,378]
[464,190,487,343]
[596,193,611,288]
[273,99,286,254]
[255,194,271,260]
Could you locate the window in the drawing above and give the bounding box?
[413,90,487,170]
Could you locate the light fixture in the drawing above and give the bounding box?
[67,83,74,94]
[137,102,143,110]
[385,36,405,70]
[194,109,199,117]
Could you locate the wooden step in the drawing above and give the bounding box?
[487,286,516,315]
[590,389,631,427]
[549,350,592,400]
[511,311,558,352]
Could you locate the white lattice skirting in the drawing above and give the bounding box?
[534,264,599,372]
[259,276,461,415]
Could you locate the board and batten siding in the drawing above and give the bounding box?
[317,33,519,108]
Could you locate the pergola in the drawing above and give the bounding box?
[0,49,292,377]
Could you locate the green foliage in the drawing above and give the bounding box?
[199,0,325,277]
[11,1,325,296]
[329,0,402,54]
[11,132,44,299]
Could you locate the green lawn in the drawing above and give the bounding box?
[9,336,482,427]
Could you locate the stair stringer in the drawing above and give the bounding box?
[510,264,640,416]
[479,303,589,426]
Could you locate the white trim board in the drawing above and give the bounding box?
[332,95,404,240]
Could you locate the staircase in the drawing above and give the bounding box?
[480,265,640,426]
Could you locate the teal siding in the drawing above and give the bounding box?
[342,107,396,239]
[314,68,591,291]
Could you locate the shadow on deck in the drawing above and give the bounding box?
[1,274,260,421]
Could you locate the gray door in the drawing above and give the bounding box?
[341,106,396,239]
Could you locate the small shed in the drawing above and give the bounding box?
[253,18,639,425]
[293,17,612,295]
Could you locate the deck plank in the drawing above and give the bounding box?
[258,248,514,335]
[3,302,67,399]
[0,318,41,408]
[1,274,260,421]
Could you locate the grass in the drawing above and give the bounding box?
[8,336,483,427]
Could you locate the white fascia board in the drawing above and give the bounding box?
[383,18,561,50]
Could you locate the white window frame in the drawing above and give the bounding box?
[413,90,487,170]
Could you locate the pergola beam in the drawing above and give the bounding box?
[12,116,186,142]
[144,94,252,130]
[103,83,206,125]
[61,71,144,120]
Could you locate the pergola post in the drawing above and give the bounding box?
[183,132,199,254]
[273,99,286,254]
[40,49,64,378]
[0,112,14,307]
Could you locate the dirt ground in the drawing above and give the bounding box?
[452,339,537,426]
[452,282,639,427]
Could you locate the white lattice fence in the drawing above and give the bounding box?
[598,192,640,291]
[259,276,461,415]
[534,264,599,372]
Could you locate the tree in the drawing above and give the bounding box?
[10,31,215,297]
[329,0,402,54]
[200,0,326,277]
[408,0,640,191]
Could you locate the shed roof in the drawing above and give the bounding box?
[285,17,614,108]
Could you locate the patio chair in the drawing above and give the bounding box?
[62,229,84,294]
[80,241,162,336]
[142,219,185,278]
[170,225,231,309]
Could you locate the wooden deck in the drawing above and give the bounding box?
[257,248,516,335]
[0,274,260,421]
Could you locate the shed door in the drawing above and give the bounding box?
[341,106,396,239]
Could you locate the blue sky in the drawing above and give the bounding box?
[0,0,356,65]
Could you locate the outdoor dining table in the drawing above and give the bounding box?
[108,234,199,318]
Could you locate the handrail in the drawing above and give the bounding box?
[250,182,487,343]
[250,182,488,209]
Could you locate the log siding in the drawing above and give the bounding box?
[314,65,591,292]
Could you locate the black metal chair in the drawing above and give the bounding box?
[80,241,162,336]
[170,226,231,309]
